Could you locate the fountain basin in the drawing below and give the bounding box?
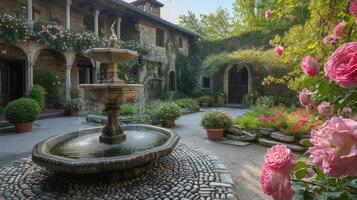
[32,125,180,175]
[85,48,138,64]
[80,84,143,104]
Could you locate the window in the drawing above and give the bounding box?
[156,29,165,47]
[83,15,94,32]
[178,37,183,48]
[201,76,211,89]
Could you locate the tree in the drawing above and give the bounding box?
[179,11,206,36]
[201,7,233,39]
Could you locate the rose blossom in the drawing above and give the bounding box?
[333,21,347,39]
[298,89,311,107]
[317,101,334,117]
[260,145,295,200]
[274,46,284,57]
[306,103,314,115]
[324,42,357,89]
[309,117,357,177]
[300,56,320,76]
[265,10,272,19]
[350,0,357,23]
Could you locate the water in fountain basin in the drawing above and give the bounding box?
[50,129,168,159]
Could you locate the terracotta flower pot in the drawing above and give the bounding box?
[201,102,209,108]
[206,128,224,140]
[162,120,175,128]
[15,122,33,133]
[70,111,81,116]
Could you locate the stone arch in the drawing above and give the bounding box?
[0,43,27,106]
[168,70,176,91]
[34,49,67,108]
[223,65,252,104]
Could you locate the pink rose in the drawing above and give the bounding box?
[260,145,295,200]
[298,89,311,107]
[317,101,334,117]
[350,0,357,23]
[274,46,284,57]
[306,103,314,114]
[340,107,353,118]
[265,10,272,19]
[300,56,320,76]
[333,21,347,39]
[309,117,357,177]
[324,42,357,89]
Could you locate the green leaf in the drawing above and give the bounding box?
[349,178,357,189]
[302,140,313,148]
[292,192,305,200]
[321,191,343,199]
[313,194,327,200]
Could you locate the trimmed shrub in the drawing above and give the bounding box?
[156,103,182,127]
[26,85,47,109]
[256,96,274,108]
[201,111,232,129]
[33,68,61,96]
[64,98,82,113]
[198,96,214,106]
[232,114,260,130]
[175,98,200,112]
[4,98,41,124]
[120,104,137,116]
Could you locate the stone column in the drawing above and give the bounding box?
[66,0,72,30]
[26,57,34,91]
[65,65,72,100]
[94,10,100,36]
[27,0,33,21]
[116,17,122,40]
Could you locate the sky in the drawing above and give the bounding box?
[126,0,235,24]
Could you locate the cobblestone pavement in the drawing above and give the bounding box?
[0,144,236,200]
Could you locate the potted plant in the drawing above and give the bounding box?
[26,85,47,110]
[199,96,212,108]
[65,98,82,116]
[201,111,232,140]
[4,98,41,133]
[156,102,182,128]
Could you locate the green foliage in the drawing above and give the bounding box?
[256,96,274,108]
[64,98,82,113]
[26,85,47,110]
[33,68,62,96]
[71,88,80,99]
[175,98,200,113]
[4,98,41,124]
[144,103,181,127]
[178,11,205,36]
[242,91,258,107]
[120,104,137,116]
[160,91,187,101]
[118,40,150,56]
[175,53,198,96]
[291,161,357,199]
[0,13,29,43]
[198,96,214,106]
[232,114,260,130]
[201,111,232,129]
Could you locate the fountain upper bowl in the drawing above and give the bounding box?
[85,48,138,64]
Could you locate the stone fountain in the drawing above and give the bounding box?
[32,22,179,177]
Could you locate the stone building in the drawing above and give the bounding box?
[0,0,197,107]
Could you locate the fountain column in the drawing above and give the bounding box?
[116,18,122,40]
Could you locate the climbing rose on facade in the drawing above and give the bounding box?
[265,10,272,19]
[274,46,284,57]
[309,117,357,177]
[260,145,295,200]
[300,56,320,76]
[333,21,347,39]
[325,42,357,88]
[317,101,334,117]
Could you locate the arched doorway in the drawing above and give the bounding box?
[169,71,176,91]
[0,44,27,106]
[73,55,93,87]
[228,66,249,104]
[34,49,66,108]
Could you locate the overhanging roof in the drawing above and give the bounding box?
[112,0,198,38]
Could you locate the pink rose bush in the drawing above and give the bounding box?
[260,145,295,200]
[274,46,284,57]
[309,117,357,177]
[323,35,337,46]
[340,107,353,118]
[324,42,357,89]
[265,10,272,19]
[317,101,334,117]
[300,56,320,76]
